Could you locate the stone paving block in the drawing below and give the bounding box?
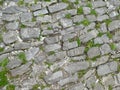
[20,28,40,40]
[48,3,68,13]
[67,47,85,57]
[64,61,89,74]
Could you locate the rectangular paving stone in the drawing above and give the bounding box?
[10,62,32,77]
[30,3,41,11]
[58,73,78,86]
[63,61,89,74]
[44,36,59,44]
[3,31,18,44]
[62,33,76,42]
[45,44,61,52]
[82,30,98,43]
[45,71,63,84]
[63,41,78,50]
[60,18,73,28]
[108,20,120,31]
[48,3,68,13]
[92,1,106,8]
[67,47,85,57]
[97,61,118,76]
[20,28,40,40]
[87,47,101,58]
[33,8,48,16]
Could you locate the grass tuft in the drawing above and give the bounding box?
[110,43,116,50]
[6,84,15,90]
[77,6,83,15]
[18,52,27,64]
[65,13,72,19]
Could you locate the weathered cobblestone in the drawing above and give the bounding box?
[0,0,120,90]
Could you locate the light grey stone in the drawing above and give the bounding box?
[100,23,107,32]
[22,22,36,27]
[64,61,89,74]
[92,1,106,8]
[62,33,76,41]
[109,11,119,18]
[6,21,19,30]
[7,59,22,69]
[83,7,91,15]
[14,42,31,50]
[82,30,98,42]
[53,9,76,21]
[93,83,104,90]
[86,15,97,22]
[34,52,46,63]
[20,28,40,40]
[55,51,66,60]
[45,44,61,52]
[3,31,17,44]
[102,74,115,86]
[92,55,109,67]
[0,54,9,63]
[63,41,78,50]
[97,15,109,22]
[36,15,52,23]
[69,82,85,90]
[95,7,107,15]
[97,61,118,76]
[71,55,86,61]
[48,3,68,13]
[42,30,54,36]
[87,47,100,58]
[94,37,103,44]
[10,62,32,77]
[3,6,20,14]
[60,18,73,28]
[61,27,75,35]
[45,71,63,84]
[20,12,32,22]
[73,15,84,22]
[94,34,109,44]
[44,36,59,44]
[86,75,96,88]
[67,47,85,57]
[30,3,41,11]
[58,73,78,86]
[2,14,19,21]
[100,44,111,55]
[25,47,39,61]
[108,20,120,31]
[33,8,48,16]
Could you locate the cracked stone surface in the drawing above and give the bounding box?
[0,0,120,90]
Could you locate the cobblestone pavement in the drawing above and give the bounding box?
[0,0,120,90]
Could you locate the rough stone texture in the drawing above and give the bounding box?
[100,44,111,55]
[3,31,18,44]
[33,8,48,16]
[0,0,120,90]
[48,3,68,13]
[58,73,78,86]
[45,44,61,52]
[10,62,32,77]
[64,61,89,74]
[108,20,120,31]
[45,71,63,84]
[87,47,101,58]
[67,47,85,57]
[20,28,40,40]
[60,18,73,28]
[97,61,118,76]
[6,21,19,30]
